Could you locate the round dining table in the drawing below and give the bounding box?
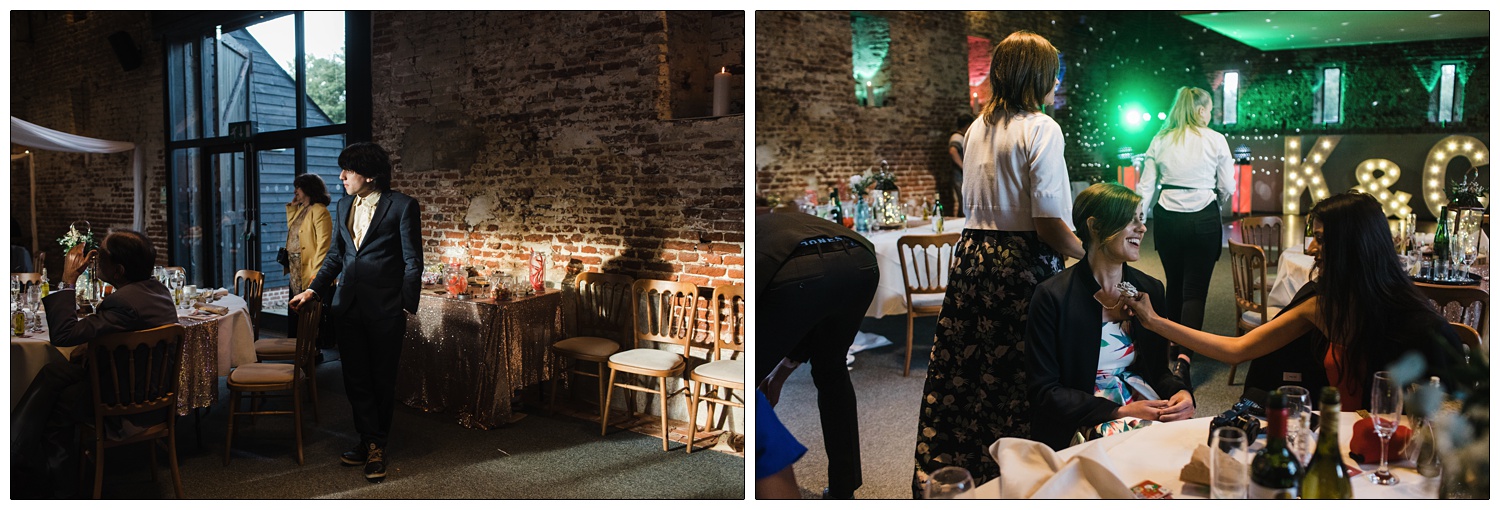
[859,216,966,318]
[975,411,1437,499]
[10,291,257,414]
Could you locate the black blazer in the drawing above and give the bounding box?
[309,190,424,319]
[42,279,179,348]
[1025,263,1191,451]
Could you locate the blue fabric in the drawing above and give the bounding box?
[754,390,806,480]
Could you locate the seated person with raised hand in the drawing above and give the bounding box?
[11,229,178,498]
[1125,191,1463,411]
[1026,183,1195,451]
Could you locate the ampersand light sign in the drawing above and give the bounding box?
[1282,136,1338,215]
[1421,135,1489,217]
[1354,159,1413,217]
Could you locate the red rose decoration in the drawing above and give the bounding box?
[1348,416,1411,464]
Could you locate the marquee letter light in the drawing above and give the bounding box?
[1423,135,1489,216]
[1283,136,1338,215]
[1354,159,1412,217]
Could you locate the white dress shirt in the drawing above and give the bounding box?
[960,112,1076,232]
[1136,126,1236,213]
[351,190,382,249]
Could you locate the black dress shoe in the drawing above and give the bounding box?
[340,443,368,466]
[364,444,387,482]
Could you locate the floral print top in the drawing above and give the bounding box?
[1094,320,1160,405]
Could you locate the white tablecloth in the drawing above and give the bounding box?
[9,291,256,410]
[861,217,966,318]
[975,412,1433,499]
[1268,244,1316,310]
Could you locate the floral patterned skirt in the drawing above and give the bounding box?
[911,229,1064,497]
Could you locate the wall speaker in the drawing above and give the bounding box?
[108,31,141,72]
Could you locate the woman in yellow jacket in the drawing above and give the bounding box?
[286,173,333,299]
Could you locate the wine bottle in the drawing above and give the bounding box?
[1302,387,1352,499]
[933,193,945,233]
[1250,389,1303,498]
[1433,206,1451,275]
[828,187,844,225]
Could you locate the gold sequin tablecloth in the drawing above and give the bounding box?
[10,295,255,416]
[397,289,564,429]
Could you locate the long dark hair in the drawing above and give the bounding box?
[294,173,332,206]
[979,31,1059,128]
[1309,192,1436,389]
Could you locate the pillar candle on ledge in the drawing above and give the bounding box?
[713,67,731,116]
[865,81,874,108]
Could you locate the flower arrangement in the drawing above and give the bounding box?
[1447,165,1488,209]
[57,221,95,252]
[850,161,898,198]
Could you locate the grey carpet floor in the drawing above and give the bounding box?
[76,351,745,499]
[773,221,1248,499]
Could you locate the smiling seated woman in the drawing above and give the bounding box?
[1026,183,1195,451]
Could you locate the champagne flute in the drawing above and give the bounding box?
[1278,385,1314,466]
[24,284,43,332]
[923,466,975,499]
[1369,371,1402,486]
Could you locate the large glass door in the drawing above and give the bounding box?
[207,146,255,287]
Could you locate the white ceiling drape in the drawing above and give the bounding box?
[10,116,145,256]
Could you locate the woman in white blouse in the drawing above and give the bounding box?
[1134,86,1235,337]
[911,30,1085,497]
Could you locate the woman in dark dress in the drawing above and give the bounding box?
[1126,191,1464,410]
[910,30,1085,496]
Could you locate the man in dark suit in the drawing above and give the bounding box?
[288,142,423,483]
[11,230,178,498]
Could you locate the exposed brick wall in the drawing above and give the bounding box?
[755,11,967,208]
[11,11,745,293]
[371,11,744,291]
[10,11,168,277]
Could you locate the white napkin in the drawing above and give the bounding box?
[989,437,1136,499]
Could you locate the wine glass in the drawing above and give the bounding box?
[1278,385,1314,466]
[24,284,43,332]
[923,466,975,499]
[1210,427,1250,499]
[1369,371,1402,486]
[1455,209,1483,279]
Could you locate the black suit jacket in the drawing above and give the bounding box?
[1026,262,1192,451]
[42,279,178,348]
[309,190,424,319]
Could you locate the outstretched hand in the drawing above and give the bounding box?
[1123,291,1161,330]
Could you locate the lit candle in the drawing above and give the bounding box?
[971,92,978,111]
[865,81,874,107]
[713,67,731,116]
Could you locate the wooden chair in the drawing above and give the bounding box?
[1417,282,1488,346]
[234,269,265,339]
[550,272,635,422]
[13,272,42,284]
[601,279,699,450]
[896,233,959,376]
[687,284,745,453]
[224,300,322,465]
[81,324,186,499]
[1227,239,1279,385]
[1450,322,1485,366]
[249,297,324,423]
[1236,215,1284,272]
